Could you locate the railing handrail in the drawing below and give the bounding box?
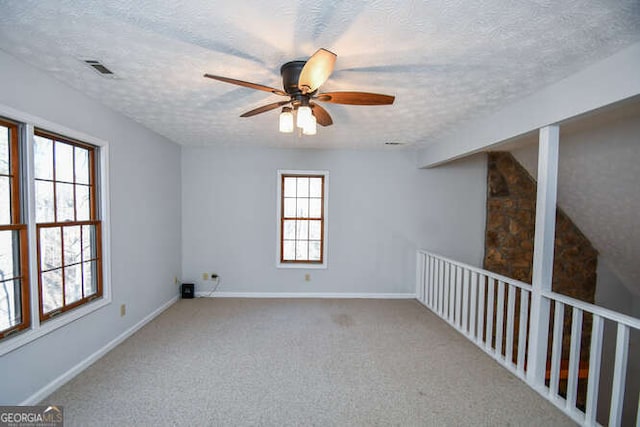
[542,290,640,330]
[418,249,533,291]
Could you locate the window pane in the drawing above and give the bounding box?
[56,182,75,222]
[35,180,55,223]
[295,240,308,260]
[284,197,296,217]
[282,240,295,261]
[76,185,90,221]
[296,177,309,197]
[82,225,96,260]
[41,227,62,270]
[0,279,21,331]
[296,198,309,217]
[55,141,74,183]
[63,225,81,266]
[309,177,322,197]
[309,220,322,240]
[74,147,89,184]
[296,220,308,240]
[309,198,322,218]
[42,269,62,313]
[0,176,10,225]
[0,230,17,279]
[283,177,297,197]
[283,220,296,240]
[34,135,53,180]
[0,127,8,175]
[83,261,96,296]
[65,264,82,304]
[309,241,321,261]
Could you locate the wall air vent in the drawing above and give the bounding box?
[385,142,405,146]
[83,59,115,76]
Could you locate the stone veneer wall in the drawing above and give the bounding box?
[484,152,597,372]
[484,152,598,301]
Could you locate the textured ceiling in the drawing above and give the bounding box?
[0,0,639,149]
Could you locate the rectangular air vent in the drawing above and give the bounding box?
[83,59,114,75]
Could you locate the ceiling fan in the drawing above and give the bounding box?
[204,48,395,135]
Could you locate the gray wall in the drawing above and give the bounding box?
[181,147,487,294]
[0,51,182,403]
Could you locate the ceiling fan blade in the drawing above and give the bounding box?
[298,48,337,94]
[240,101,291,118]
[310,103,333,126]
[204,74,287,96]
[315,91,395,105]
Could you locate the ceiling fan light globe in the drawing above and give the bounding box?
[279,109,294,133]
[303,115,317,135]
[297,105,312,129]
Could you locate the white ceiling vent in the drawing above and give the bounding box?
[83,59,115,76]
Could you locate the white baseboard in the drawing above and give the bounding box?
[20,295,178,405]
[195,291,417,299]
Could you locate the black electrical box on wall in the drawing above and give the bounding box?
[181,283,194,299]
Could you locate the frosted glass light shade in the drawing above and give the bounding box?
[297,105,312,129]
[279,109,294,133]
[302,114,317,135]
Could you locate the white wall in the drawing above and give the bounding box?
[511,108,640,298]
[0,51,182,403]
[182,147,487,295]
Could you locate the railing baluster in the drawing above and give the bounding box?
[585,314,603,425]
[462,268,470,334]
[550,302,565,397]
[469,271,477,339]
[566,308,583,410]
[517,290,529,376]
[486,278,495,352]
[495,280,505,358]
[438,259,444,316]
[477,274,485,346]
[417,252,424,304]
[422,254,428,306]
[448,263,455,323]
[443,261,450,320]
[609,323,629,427]
[455,266,462,327]
[505,284,516,366]
[429,257,436,309]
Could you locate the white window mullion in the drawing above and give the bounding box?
[23,123,40,330]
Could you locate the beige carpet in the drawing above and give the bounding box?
[42,298,575,426]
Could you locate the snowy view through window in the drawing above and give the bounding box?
[34,134,98,316]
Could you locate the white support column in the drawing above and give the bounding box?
[526,125,560,387]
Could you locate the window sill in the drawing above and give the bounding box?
[0,297,110,357]
[277,262,327,269]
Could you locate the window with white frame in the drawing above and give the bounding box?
[0,113,108,347]
[277,170,328,267]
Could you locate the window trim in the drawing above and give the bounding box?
[276,169,328,269]
[0,103,112,357]
[33,129,104,322]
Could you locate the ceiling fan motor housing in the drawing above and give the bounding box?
[280,61,307,95]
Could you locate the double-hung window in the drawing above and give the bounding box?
[0,119,29,338]
[34,130,103,321]
[277,170,328,268]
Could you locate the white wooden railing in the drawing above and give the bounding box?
[417,250,640,427]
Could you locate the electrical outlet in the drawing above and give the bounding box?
[304,273,311,282]
[202,272,208,280]
[120,304,126,317]
[174,276,179,285]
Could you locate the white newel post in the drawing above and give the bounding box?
[526,125,560,388]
